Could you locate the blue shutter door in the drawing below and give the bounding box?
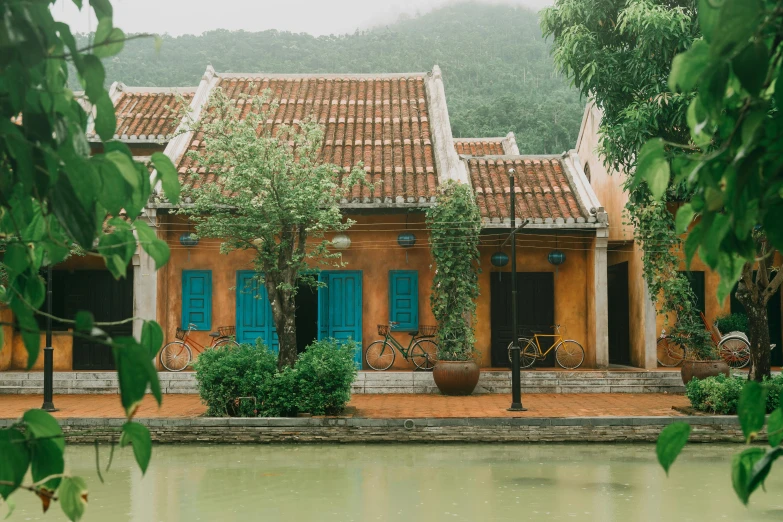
[319,271,362,367]
[389,270,418,331]
[182,270,212,330]
[235,271,278,352]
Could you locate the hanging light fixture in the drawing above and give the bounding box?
[332,233,351,250]
[548,231,565,268]
[491,251,509,267]
[397,232,416,248]
[179,232,199,247]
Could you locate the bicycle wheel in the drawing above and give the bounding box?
[365,341,395,370]
[160,341,192,372]
[410,339,438,370]
[657,337,685,367]
[508,338,536,369]
[555,340,585,369]
[719,336,751,369]
[213,338,239,350]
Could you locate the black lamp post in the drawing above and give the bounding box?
[41,265,57,412]
[507,168,526,412]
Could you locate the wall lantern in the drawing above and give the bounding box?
[491,251,509,267]
[179,232,199,247]
[332,233,351,250]
[548,250,566,266]
[397,232,416,248]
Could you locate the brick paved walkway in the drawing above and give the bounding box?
[0,393,689,419]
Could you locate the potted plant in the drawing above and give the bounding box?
[674,315,729,385]
[426,181,482,395]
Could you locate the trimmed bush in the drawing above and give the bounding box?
[714,313,749,336]
[686,373,783,415]
[192,340,277,416]
[194,338,357,417]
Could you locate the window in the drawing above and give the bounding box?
[389,270,419,331]
[679,270,705,313]
[182,270,212,330]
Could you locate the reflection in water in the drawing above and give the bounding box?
[9,443,783,521]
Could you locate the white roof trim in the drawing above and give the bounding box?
[503,132,520,155]
[425,65,468,184]
[562,150,607,226]
[218,72,428,79]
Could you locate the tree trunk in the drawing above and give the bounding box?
[736,270,771,382]
[266,275,298,370]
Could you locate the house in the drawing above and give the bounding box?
[576,101,783,367]
[1,65,615,372]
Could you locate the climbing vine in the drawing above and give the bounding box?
[426,180,482,361]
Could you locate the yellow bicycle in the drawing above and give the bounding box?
[507,324,585,369]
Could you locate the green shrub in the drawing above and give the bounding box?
[192,340,277,416]
[194,338,357,417]
[686,373,783,415]
[715,313,749,335]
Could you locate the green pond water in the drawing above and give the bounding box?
[8,443,783,521]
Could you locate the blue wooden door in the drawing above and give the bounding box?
[235,271,278,352]
[318,271,362,367]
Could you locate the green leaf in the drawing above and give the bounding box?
[637,138,670,200]
[134,220,170,269]
[141,321,163,360]
[120,422,152,475]
[89,0,112,18]
[768,408,783,447]
[113,337,162,418]
[3,243,30,277]
[775,66,783,109]
[97,160,130,215]
[711,0,764,57]
[94,93,116,141]
[92,19,125,58]
[80,54,105,103]
[74,311,94,333]
[669,39,710,93]
[59,476,88,522]
[764,204,783,253]
[0,429,30,500]
[29,438,64,492]
[105,151,141,191]
[656,422,691,475]
[739,380,767,441]
[97,229,136,279]
[23,410,64,451]
[733,447,765,504]
[151,152,180,204]
[675,204,695,235]
[51,173,97,248]
[747,446,783,498]
[698,0,720,42]
[733,41,769,95]
[4,496,15,519]
[13,307,40,370]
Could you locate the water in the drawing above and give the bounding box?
[9,444,783,521]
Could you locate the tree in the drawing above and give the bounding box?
[635,0,783,381]
[182,89,364,369]
[0,1,179,519]
[541,0,715,360]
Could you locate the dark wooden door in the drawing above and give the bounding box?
[69,270,133,370]
[490,272,554,367]
[731,276,783,366]
[607,262,631,366]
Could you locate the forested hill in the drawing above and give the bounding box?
[96,2,585,154]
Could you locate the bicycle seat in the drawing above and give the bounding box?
[407,331,419,337]
[208,332,221,338]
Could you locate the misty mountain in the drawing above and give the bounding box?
[95,2,584,153]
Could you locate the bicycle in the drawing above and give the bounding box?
[656,329,685,367]
[159,324,239,372]
[365,322,439,371]
[507,324,585,369]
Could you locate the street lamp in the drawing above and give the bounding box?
[507,168,527,412]
[41,265,57,412]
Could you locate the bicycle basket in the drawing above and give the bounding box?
[218,326,236,337]
[418,325,437,337]
[175,328,186,340]
[377,324,390,336]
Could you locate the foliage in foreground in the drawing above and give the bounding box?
[1,1,179,520]
[193,339,358,417]
[426,180,482,361]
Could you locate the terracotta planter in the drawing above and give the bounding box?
[433,360,480,396]
[680,359,730,385]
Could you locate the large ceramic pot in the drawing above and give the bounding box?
[680,359,730,385]
[433,360,480,396]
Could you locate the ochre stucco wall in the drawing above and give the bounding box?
[7,331,73,371]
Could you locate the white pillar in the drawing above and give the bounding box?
[594,229,609,368]
[132,208,159,340]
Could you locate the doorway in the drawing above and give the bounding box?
[607,262,631,366]
[731,278,783,366]
[295,283,318,354]
[490,272,554,367]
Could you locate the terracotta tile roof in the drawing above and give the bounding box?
[177,74,438,202]
[467,157,587,223]
[454,138,505,156]
[98,89,194,141]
